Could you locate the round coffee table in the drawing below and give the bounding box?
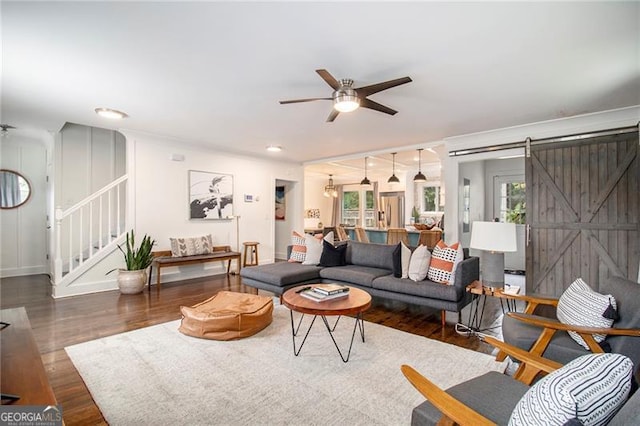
[282,284,372,363]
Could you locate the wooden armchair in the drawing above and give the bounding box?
[402,336,639,426]
[402,336,562,425]
[499,276,640,382]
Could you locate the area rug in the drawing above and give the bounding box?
[66,305,507,425]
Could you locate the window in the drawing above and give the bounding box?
[421,185,444,213]
[495,177,526,224]
[342,186,375,227]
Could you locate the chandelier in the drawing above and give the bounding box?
[323,174,338,198]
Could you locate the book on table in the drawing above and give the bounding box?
[311,284,350,296]
[300,288,349,302]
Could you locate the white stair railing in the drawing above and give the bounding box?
[54,175,128,283]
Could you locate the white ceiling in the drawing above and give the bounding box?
[3,1,639,180]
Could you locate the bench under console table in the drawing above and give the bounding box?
[149,245,242,291]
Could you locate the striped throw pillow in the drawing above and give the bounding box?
[509,353,633,426]
[427,240,463,285]
[557,278,616,349]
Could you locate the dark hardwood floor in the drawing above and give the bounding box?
[1,273,495,425]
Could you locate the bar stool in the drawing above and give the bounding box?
[386,228,409,245]
[418,229,442,249]
[354,227,369,243]
[242,242,260,267]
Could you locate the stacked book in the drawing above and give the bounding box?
[299,284,350,302]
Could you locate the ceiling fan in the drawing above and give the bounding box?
[279,69,412,122]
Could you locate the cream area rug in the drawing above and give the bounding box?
[66,305,507,425]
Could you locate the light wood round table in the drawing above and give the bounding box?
[282,285,372,363]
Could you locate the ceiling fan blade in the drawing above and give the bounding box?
[279,97,332,104]
[360,98,398,116]
[316,69,340,90]
[355,77,412,97]
[326,109,340,122]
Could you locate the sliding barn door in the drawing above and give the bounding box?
[526,130,639,296]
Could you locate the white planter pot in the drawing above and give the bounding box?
[117,269,147,294]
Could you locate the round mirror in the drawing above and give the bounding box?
[0,169,32,209]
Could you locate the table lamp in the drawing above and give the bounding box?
[469,221,517,288]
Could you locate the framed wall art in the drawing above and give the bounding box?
[189,170,234,220]
[275,185,285,221]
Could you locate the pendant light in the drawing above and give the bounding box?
[360,157,371,186]
[413,148,427,183]
[323,174,338,198]
[387,152,400,183]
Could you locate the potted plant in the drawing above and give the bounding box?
[109,230,156,294]
[411,206,421,224]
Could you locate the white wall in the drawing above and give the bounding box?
[127,132,304,283]
[0,129,51,278]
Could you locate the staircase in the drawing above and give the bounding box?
[53,175,129,287]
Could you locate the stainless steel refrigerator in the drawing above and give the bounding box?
[379,191,405,229]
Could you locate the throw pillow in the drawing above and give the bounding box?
[427,240,463,285]
[298,233,334,265]
[509,353,633,426]
[408,245,431,282]
[400,241,412,279]
[319,240,347,267]
[170,234,213,257]
[392,243,402,278]
[302,234,324,265]
[556,278,616,350]
[288,231,307,263]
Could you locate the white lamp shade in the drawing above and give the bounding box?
[469,221,517,252]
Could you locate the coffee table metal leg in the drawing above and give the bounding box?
[321,313,364,363]
[289,310,317,356]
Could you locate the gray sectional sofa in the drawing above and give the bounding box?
[240,240,479,327]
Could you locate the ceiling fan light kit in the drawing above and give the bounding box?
[0,124,16,138]
[280,69,412,122]
[388,152,400,183]
[413,148,427,183]
[333,79,360,112]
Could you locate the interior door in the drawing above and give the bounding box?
[525,130,639,296]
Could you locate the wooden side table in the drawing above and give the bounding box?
[456,280,521,336]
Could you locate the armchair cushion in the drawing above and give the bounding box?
[556,278,616,349]
[509,353,633,426]
[412,371,529,426]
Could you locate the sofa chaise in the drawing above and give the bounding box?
[240,240,479,328]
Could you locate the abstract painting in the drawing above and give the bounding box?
[189,170,234,220]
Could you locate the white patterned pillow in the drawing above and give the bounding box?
[427,240,463,285]
[288,231,307,262]
[509,353,633,426]
[557,278,616,350]
[170,235,213,257]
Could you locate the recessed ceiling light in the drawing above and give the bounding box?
[95,107,128,120]
[266,145,282,152]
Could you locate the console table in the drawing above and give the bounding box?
[1,307,57,405]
